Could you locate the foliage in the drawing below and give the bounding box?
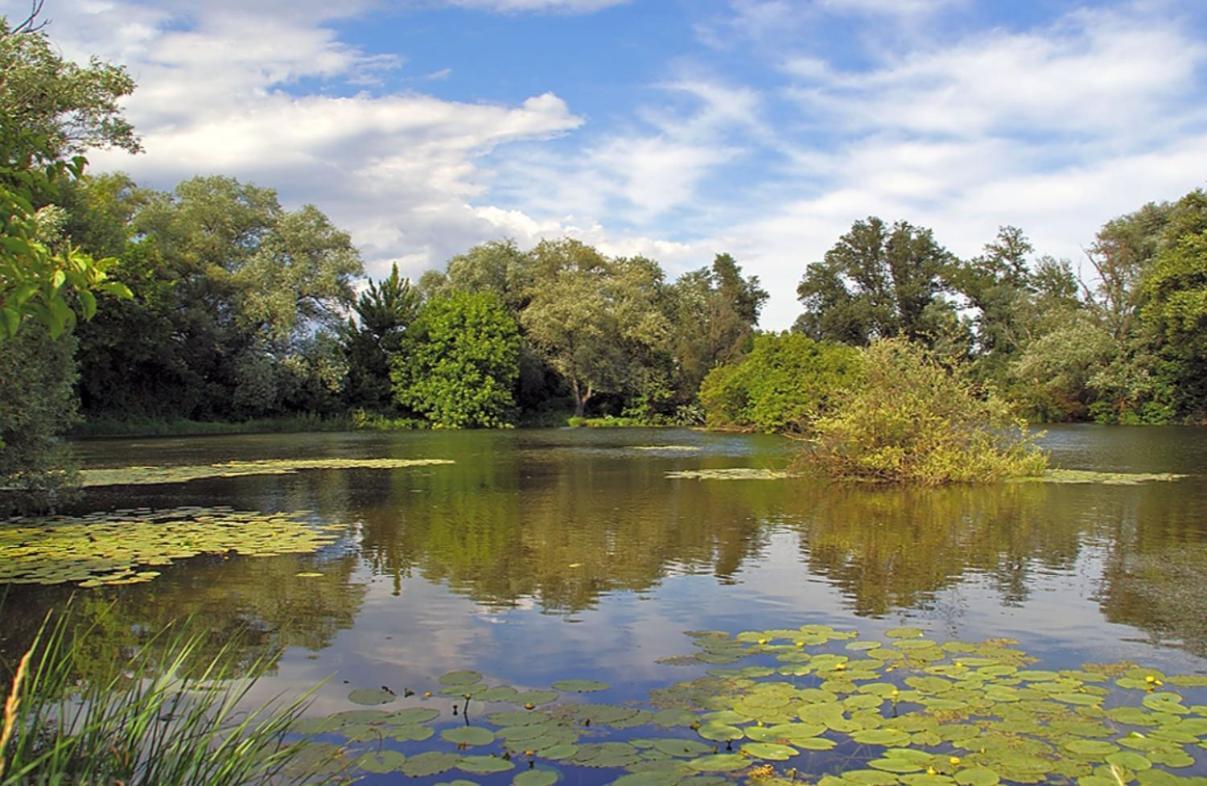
[522,240,672,417]
[350,409,426,431]
[1008,318,1116,422]
[0,612,317,786]
[809,339,1047,484]
[74,176,362,420]
[795,217,958,347]
[343,263,421,412]
[699,333,863,433]
[0,324,79,515]
[1138,189,1207,418]
[667,253,768,403]
[392,291,522,428]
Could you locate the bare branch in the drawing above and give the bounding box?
[9,0,48,35]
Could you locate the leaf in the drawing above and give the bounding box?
[514,770,560,786]
[741,743,798,761]
[443,726,496,746]
[457,756,514,774]
[687,755,748,772]
[953,768,999,786]
[357,750,407,773]
[401,752,462,777]
[347,688,396,706]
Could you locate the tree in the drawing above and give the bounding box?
[343,263,421,411]
[1,11,137,510]
[73,176,363,419]
[521,239,671,417]
[795,217,957,347]
[1138,189,1207,418]
[391,291,521,428]
[699,333,862,433]
[668,253,768,403]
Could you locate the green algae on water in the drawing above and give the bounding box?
[0,506,344,586]
[80,457,455,487]
[666,469,794,481]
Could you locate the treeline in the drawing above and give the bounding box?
[63,181,768,428]
[705,198,1207,432]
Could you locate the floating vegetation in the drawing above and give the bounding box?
[632,446,702,452]
[300,626,1207,785]
[1020,470,1189,486]
[666,468,794,481]
[0,507,343,586]
[80,458,455,487]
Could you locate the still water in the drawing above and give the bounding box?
[2,425,1205,778]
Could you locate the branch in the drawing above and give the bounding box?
[9,0,48,35]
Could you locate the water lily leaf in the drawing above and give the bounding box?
[512,769,560,786]
[539,744,579,761]
[741,743,797,761]
[687,755,747,772]
[696,723,743,742]
[389,707,440,725]
[1105,752,1151,771]
[886,628,924,639]
[869,759,924,774]
[391,725,436,742]
[295,572,324,578]
[953,768,999,786]
[551,679,608,693]
[852,729,912,746]
[457,756,514,774]
[443,726,496,746]
[348,688,396,706]
[477,686,522,703]
[794,737,837,751]
[651,739,713,757]
[516,690,559,706]
[1064,740,1118,757]
[440,671,483,687]
[357,750,407,773]
[401,752,462,777]
[613,771,685,786]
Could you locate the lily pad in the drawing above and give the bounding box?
[348,688,396,706]
[514,770,560,786]
[741,742,798,761]
[457,756,515,774]
[687,754,749,772]
[401,752,463,777]
[442,726,496,746]
[357,750,407,773]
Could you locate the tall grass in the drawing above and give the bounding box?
[0,612,323,785]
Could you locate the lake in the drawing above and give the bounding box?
[2,425,1205,783]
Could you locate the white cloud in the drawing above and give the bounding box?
[446,0,628,10]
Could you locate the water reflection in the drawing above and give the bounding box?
[2,427,1204,685]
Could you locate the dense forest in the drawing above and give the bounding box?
[2,13,1206,506]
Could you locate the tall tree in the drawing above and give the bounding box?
[668,253,768,402]
[344,263,421,412]
[521,239,670,417]
[795,217,956,346]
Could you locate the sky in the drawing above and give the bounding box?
[7,0,1207,328]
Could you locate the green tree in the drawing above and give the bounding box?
[795,217,958,347]
[521,239,671,417]
[391,291,521,428]
[699,333,862,433]
[668,253,768,403]
[344,263,421,412]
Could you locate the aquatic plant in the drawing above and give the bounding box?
[808,340,1047,484]
[0,613,322,786]
[667,469,795,480]
[294,625,1206,785]
[1020,470,1188,486]
[80,457,454,487]
[0,507,344,586]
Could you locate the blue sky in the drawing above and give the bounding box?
[10,0,1207,327]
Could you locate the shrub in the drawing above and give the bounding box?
[808,339,1047,485]
[391,291,522,428]
[699,333,863,433]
